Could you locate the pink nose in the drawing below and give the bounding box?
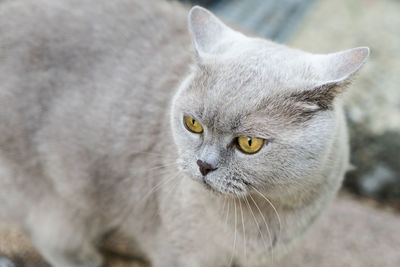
[196,160,217,176]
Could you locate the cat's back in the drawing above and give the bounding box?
[0,0,191,160]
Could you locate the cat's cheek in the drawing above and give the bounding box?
[170,117,194,146]
[180,122,205,148]
[182,135,203,156]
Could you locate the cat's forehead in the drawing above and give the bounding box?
[180,45,321,134]
[184,75,296,136]
[200,42,318,96]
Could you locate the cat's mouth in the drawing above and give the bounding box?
[201,176,248,195]
[180,162,248,195]
[202,178,219,193]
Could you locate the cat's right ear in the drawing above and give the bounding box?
[188,6,242,60]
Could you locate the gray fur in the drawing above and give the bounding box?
[0,1,368,266]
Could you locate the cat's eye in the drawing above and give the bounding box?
[184,115,203,133]
[237,137,264,154]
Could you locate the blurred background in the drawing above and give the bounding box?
[182,0,400,211]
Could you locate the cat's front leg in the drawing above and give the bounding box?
[27,200,103,267]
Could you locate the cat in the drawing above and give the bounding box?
[0,0,369,266]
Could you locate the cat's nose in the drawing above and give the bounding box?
[196,160,217,176]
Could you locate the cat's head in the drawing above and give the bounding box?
[170,6,368,196]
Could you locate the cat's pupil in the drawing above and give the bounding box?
[248,138,252,146]
[192,119,196,125]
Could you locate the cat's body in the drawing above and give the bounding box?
[0,0,368,266]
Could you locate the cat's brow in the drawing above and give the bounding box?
[229,123,272,139]
[229,114,242,131]
[192,108,204,121]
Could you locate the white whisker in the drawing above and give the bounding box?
[225,197,230,230]
[248,193,274,265]
[221,196,227,217]
[139,161,180,173]
[243,196,269,257]
[252,187,282,245]
[228,197,237,267]
[238,197,247,262]
[139,174,178,204]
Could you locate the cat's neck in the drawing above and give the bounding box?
[173,175,327,248]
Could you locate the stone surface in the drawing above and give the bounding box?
[289,0,400,204]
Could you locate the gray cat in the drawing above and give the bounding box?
[0,0,369,266]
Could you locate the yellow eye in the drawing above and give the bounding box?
[184,115,203,133]
[237,137,264,154]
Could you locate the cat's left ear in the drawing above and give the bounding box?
[188,6,243,59]
[294,47,369,109]
[316,47,370,85]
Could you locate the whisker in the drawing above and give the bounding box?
[221,196,227,217]
[149,174,182,221]
[116,170,182,227]
[129,151,167,157]
[238,196,247,262]
[225,197,231,231]
[165,176,181,197]
[228,197,237,267]
[248,193,274,266]
[138,174,178,204]
[138,161,180,173]
[243,196,269,258]
[252,187,282,247]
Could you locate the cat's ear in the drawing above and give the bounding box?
[188,6,242,58]
[293,47,369,109]
[316,47,370,85]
